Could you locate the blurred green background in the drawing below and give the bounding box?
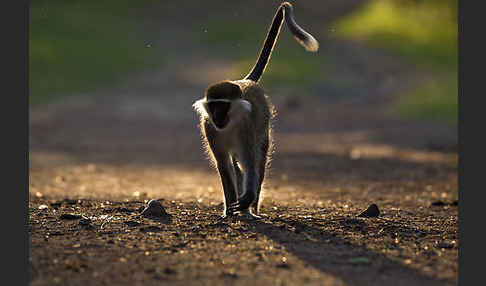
[332,0,457,124]
[29,0,161,106]
[199,19,326,89]
[30,0,457,124]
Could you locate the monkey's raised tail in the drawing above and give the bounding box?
[244,2,319,83]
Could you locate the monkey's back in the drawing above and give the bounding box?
[233,80,275,165]
[233,80,275,135]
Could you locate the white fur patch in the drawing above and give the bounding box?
[236,99,252,113]
[193,98,252,131]
[193,99,209,118]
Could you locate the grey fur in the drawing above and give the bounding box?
[193,80,275,218]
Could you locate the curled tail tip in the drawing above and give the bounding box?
[295,34,319,52]
[305,37,319,52]
[282,1,319,52]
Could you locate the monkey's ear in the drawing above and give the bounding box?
[207,101,231,129]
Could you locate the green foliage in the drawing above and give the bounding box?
[332,0,457,68]
[30,0,162,106]
[331,0,458,124]
[199,20,325,89]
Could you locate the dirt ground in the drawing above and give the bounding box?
[28,1,458,285]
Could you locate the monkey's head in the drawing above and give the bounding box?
[193,81,251,130]
[205,81,242,101]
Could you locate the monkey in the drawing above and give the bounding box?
[193,2,319,219]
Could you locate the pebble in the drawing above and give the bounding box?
[431,200,458,207]
[431,201,446,206]
[139,226,162,233]
[79,216,92,226]
[124,220,142,227]
[60,213,82,220]
[141,199,169,218]
[357,203,380,218]
[220,271,238,278]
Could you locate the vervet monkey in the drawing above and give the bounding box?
[193,2,319,218]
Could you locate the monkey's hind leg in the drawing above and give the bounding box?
[227,151,260,219]
[233,159,261,220]
[252,137,269,216]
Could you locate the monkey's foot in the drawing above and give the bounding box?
[237,210,261,221]
[227,192,255,213]
[221,211,238,219]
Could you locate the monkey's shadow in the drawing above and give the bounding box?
[248,216,451,286]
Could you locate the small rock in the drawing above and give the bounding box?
[357,203,380,218]
[38,204,48,210]
[60,213,82,220]
[141,199,169,218]
[79,217,92,226]
[431,201,446,206]
[220,271,238,278]
[124,220,142,227]
[163,267,177,275]
[63,199,78,205]
[139,226,162,233]
[431,200,458,207]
